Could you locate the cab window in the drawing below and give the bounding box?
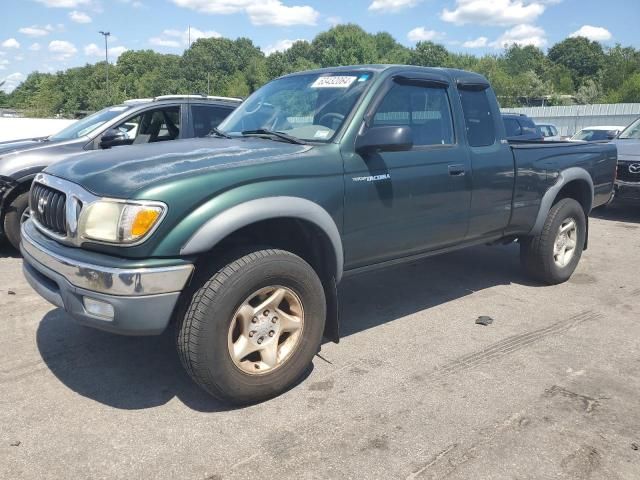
[372,83,454,146]
[459,89,496,147]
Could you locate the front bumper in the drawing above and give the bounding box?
[21,221,194,335]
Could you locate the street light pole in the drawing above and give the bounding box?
[99,31,111,100]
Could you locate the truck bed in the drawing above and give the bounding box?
[507,140,617,234]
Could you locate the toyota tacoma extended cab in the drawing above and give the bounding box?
[21,65,617,404]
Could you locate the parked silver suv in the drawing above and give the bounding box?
[0,95,241,249]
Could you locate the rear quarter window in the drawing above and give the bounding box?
[459,89,496,147]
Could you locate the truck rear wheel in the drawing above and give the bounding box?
[176,248,326,404]
[520,198,586,285]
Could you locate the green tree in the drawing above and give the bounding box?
[409,41,450,67]
[606,73,640,102]
[311,24,378,67]
[600,44,640,95]
[502,44,546,77]
[547,37,605,84]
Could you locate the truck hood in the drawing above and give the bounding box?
[45,136,313,198]
[611,139,640,161]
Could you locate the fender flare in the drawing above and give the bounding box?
[530,167,594,236]
[180,196,344,282]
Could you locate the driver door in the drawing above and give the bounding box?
[342,76,472,269]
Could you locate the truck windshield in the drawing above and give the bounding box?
[618,118,640,139]
[218,71,374,142]
[49,105,131,141]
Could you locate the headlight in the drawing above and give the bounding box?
[79,200,165,244]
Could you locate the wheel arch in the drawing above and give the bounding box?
[180,196,344,283]
[530,167,594,237]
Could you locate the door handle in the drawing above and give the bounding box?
[448,164,466,176]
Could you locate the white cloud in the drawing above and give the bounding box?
[35,0,90,7]
[326,16,342,26]
[149,27,221,49]
[83,43,101,56]
[1,72,26,93]
[441,0,549,26]
[0,59,8,70]
[171,0,319,26]
[407,27,444,42]
[109,46,128,58]
[29,43,42,51]
[148,37,181,48]
[491,24,547,48]
[570,25,612,42]
[369,0,420,12]
[463,36,489,48]
[69,11,92,23]
[48,40,78,60]
[84,43,128,59]
[1,39,21,49]
[18,25,52,37]
[263,38,304,55]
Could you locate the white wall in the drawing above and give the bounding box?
[0,117,76,142]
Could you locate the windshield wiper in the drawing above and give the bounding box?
[241,129,306,145]
[209,127,232,139]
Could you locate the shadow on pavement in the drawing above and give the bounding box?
[36,312,233,412]
[591,203,640,224]
[338,243,534,337]
[35,243,529,411]
[36,309,313,412]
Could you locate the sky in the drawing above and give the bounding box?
[1,0,639,92]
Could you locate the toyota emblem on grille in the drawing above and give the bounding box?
[629,163,640,174]
[37,195,47,215]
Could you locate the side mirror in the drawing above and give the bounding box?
[100,128,128,148]
[355,125,413,154]
[606,131,618,140]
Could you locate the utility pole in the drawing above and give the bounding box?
[99,31,111,100]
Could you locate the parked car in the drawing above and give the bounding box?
[502,113,544,141]
[0,95,241,249]
[611,117,640,202]
[569,126,625,142]
[21,65,617,404]
[537,123,562,141]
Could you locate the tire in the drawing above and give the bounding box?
[177,248,326,405]
[520,198,586,285]
[3,191,30,250]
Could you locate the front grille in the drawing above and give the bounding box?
[30,183,67,235]
[617,162,640,183]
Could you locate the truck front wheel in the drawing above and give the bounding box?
[520,198,586,285]
[176,248,326,404]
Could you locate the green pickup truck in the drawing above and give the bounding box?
[21,65,617,404]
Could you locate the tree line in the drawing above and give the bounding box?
[2,24,640,118]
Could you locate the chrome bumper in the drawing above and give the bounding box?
[21,221,194,335]
[21,222,193,296]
